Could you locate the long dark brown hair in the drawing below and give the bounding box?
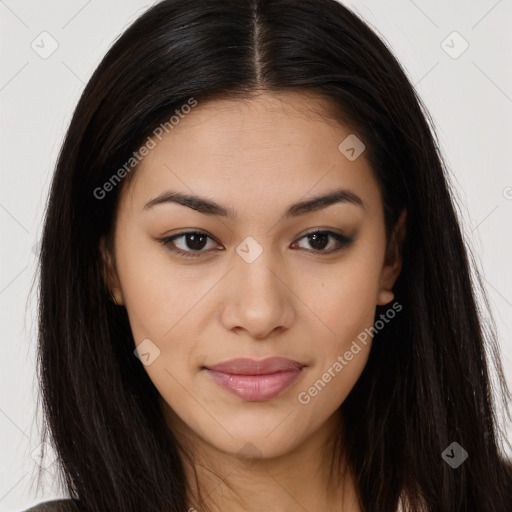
[34,0,512,510]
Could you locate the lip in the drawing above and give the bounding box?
[203,357,306,401]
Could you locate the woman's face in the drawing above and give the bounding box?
[102,91,404,460]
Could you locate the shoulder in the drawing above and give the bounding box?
[23,499,79,512]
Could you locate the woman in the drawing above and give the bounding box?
[27,0,512,510]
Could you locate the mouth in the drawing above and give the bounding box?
[203,356,307,401]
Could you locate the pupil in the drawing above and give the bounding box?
[187,233,207,251]
[309,232,328,250]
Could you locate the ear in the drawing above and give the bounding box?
[99,235,124,306]
[377,209,406,306]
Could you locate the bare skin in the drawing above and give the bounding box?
[101,90,406,512]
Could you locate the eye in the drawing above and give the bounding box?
[158,229,354,260]
[159,231,220,259]
[292,230,354,254]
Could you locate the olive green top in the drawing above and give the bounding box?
[23,499,78,511]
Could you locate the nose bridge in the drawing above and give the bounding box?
[235,234,283,303]
[221,234,294,337]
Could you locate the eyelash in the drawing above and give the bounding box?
[158,229,354,259]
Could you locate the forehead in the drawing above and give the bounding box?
[119,91,381,218]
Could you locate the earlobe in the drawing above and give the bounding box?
[377,209,407,306]
[377,289,395,306]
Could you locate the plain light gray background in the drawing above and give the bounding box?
[1,0,511,510]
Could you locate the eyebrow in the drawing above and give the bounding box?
[142,187,364,219]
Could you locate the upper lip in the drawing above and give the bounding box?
[204,356,306,375]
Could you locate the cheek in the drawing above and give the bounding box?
[114,228,198,338]
[295,273,377,411]
[114,232,217,393]
[303,249,383,345]
[294,247,383,405]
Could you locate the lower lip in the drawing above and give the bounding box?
[204,367,304,401]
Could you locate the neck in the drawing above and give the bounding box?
[163,404,361,512]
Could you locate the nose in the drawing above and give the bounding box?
[219,244,296,340]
